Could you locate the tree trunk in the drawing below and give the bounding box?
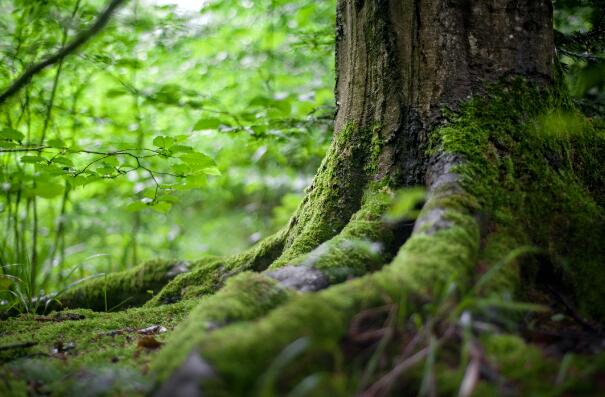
[333,0,553,180]
[3,1,605,396]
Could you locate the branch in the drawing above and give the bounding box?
[0,0,129,107]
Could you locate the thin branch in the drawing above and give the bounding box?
[0,0,129,107]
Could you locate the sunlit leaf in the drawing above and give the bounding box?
[125,201,148,212]
[53,156,74,167]
[153,136,175,149]
[31,180,64,199]
[158,195,179,204]
[168,144,193,153]
[179,152,216,169]
[21,155,46,164]
[0,128,24,142]
[151,202,172,213]
[47,138,65,148]
[106,88,129,98]
[202,166,221,176]
[193,118,223,130]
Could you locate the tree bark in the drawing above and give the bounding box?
[334,0,553,183]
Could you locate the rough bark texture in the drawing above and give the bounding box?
[334,0,553,183]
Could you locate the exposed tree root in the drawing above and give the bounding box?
[46,258,194,312]
[36,227,287,313]
[264,188,413,291]
[150,152,482,395]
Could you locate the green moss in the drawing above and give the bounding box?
[275,123,382,266]
[477,334,605,396]
[145,257,224,306]
[269,189,395,282]
[146,229,287,306]
[49,258,194,312]
[151,272,292,381]
[433,80,605,319]
[0,299,197,396]
[5,82,605,396]
[149,82,605,394]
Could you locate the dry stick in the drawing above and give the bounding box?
[0,0,129,107]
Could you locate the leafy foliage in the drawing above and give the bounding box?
[0,0,335,310]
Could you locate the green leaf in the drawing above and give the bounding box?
[171,163,189,176]
[153,84,181,105]
[179,152,216,169]
[35,162,66,176]
[248,96,272,107]
[248,96,291,116]
[386,187,426,220]
[153,136,175,149]
[47,138,65,148]
[168,144,193,153]
[125,201,148,212]
[175,174,206,190]
[68,175,101,188]
[32,180,64,198]
[106,88,129,98]
[21,155,46,164]
[103,156,119,167]
[95,165,115,176]
[158,195,179,204]
[0,128,24,142]
[151,202,172,213]
[115,58,144,68]
[141,187,157,199]
[202,166,221,176]
[52,156,73,166]
[193,117,223,130]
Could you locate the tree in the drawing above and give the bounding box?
[2,0,605,396]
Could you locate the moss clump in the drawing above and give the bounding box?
[477,334,605,396]
[275,124,383,266]
[152,272,291,381]
[269,189,396,283]
[144,257,224,306]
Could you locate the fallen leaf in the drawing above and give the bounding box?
[137,336,162,350]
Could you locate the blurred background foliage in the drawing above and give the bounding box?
[0,0,603,311]
[554,0,605,115]
[0,0,335,308]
